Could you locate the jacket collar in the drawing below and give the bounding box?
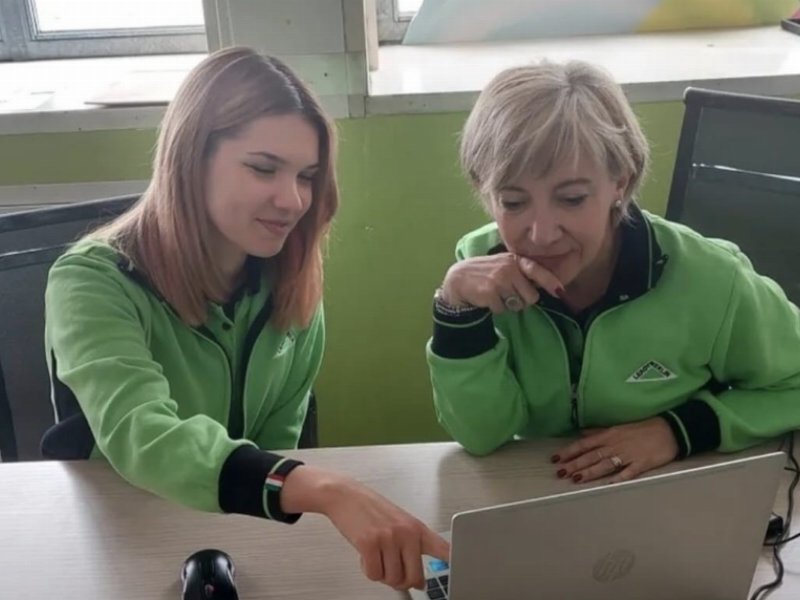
[116,254,264,304]
[600,203,668,304]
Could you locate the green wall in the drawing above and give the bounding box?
[0,101,685,446]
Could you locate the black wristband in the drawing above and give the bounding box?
[263,457,306,523]
[661,399,721,459]
[219,445,305,523]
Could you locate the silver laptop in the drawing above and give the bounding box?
[411,452,784,600]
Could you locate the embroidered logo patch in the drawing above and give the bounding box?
[626,360,676,383]
[276,331,296,355]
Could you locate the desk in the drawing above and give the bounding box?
[0,440,796,599]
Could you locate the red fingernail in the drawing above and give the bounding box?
[555,286,566,298]
[557,469,567,478]
[551,454,560,463]
[572,473,583,483]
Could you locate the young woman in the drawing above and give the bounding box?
[45,47,447,592]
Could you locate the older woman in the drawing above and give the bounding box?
[427,60,800,485]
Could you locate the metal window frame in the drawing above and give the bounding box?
[0,2,14,60]
[0,0,206,61]
[376,0,417,44]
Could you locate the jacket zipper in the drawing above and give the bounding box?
[573,303,630,426]
[542,308,624,430]
[539,310,579,428]
[195,325,236,433]
[196,296,274,440]
[570,383,579,428]
[235,296,275,437]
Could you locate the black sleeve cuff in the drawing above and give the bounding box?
[661,399,721,459]
[219,445,305,523]
[431,305,497,359]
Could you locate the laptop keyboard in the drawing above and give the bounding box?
[425,574,449,599]
[424,558,450,599]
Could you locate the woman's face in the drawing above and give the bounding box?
[492,156,627,289]
[205,113,319,273]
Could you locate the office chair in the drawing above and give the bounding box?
[665,87,800,305]
[298,393,319,449]
[0,195,137,461]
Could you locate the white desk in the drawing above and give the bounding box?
[0,439,796,599]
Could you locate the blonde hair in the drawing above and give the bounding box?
[460,61,649,217]
[95,47,338,330]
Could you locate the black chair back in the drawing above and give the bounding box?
[666,88,800,305]
[0,195,137,461]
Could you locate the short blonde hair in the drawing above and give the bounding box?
[460,61,649,215]
[95,47,338,330]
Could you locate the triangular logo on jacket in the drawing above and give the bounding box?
[626,360,676,383]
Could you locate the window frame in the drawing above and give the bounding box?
[376,0,417,44]
[0,0,206,61]
[0,3,11,61]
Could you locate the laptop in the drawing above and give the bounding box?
[411,452,784,600]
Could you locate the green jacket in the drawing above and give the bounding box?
[45,239,323,522]
[427,207,800,457]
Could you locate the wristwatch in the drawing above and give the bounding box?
[433,287,482,316]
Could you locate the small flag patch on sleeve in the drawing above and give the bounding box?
[265,473,285,492]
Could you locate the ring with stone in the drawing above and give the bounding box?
[503,294,524,311]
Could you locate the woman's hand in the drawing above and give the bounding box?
[552,417,680,484]
[281,466,450,591]
[440,253,564,313]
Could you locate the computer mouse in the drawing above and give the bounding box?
[181,549,239,600]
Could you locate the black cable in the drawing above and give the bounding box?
[750,435,800,600]
[765,446,800,549]
[768,529,800,547]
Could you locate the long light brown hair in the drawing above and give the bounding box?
[96,47,338,330]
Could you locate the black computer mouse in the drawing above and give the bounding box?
[181,549,239,600]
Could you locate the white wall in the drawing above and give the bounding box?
[203,0,369,117]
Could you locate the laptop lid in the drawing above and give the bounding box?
[445,452,784,600]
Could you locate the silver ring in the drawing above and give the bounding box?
[610,455,624,470]
[503,295,524,311]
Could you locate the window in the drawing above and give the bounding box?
[376,0,423,43]
[396,0,424,17]
[0,0,206,61]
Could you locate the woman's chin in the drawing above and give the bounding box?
[245,239,286,259]
[552,265,581,290]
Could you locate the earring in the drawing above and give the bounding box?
[613,198,623,209]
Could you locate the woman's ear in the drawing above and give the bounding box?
[615,174,630,199]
